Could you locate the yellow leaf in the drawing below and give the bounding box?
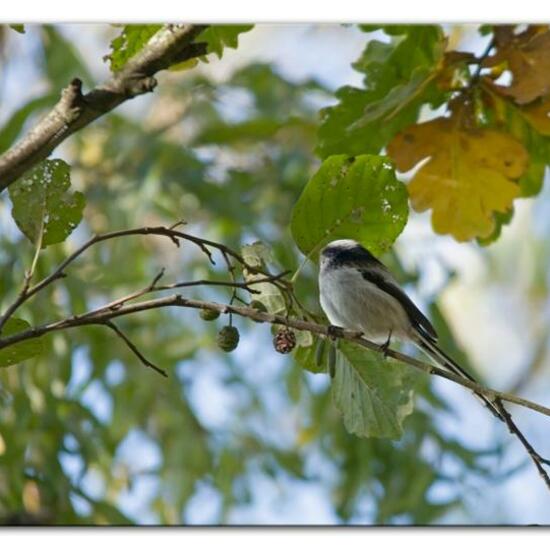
[388,116,528,241]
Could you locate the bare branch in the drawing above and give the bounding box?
[0,225,288,326]
[0,217,45,332]
[103,320,167,378]
[494,399,550,490]
[0,24,208,191]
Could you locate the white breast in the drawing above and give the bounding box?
[319,265,412,343]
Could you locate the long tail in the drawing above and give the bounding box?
[415,334,505,422]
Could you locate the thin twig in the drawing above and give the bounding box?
[103,320,167,378]
[471,38,495,84]
[494,399,550,490]
[0,217,44,332]
[0,225,290,329]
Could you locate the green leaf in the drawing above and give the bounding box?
[9,24,25,34]
[347,67,436,132]
[0,318,44,368]
[290,154,408,258]
[9,159,85,247]
[332,341,416,439]
[317,25,446,158]
[0,94,57,153]
[196,25,253,59]
[108,24,162,72]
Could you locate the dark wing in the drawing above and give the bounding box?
[359,266,438,342]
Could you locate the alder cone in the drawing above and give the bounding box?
[216,325,240,352]
[273,327,296,354]
[200,309,220,321]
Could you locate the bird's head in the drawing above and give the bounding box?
[320,239,378,270]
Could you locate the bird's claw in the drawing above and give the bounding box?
[327,325,342,341]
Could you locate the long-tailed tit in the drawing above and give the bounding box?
[319,239,503,420]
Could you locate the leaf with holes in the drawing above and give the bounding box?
[332,341,416,439]
[290,154,408,258]
[0,318,44,368]
[9,159,85,247]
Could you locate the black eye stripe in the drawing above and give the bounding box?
[323,243,382,269]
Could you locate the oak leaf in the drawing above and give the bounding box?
[484,26,550,104]
[388,117,528,241]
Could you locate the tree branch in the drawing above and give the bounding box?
[1,293,549,420]
[494,399,550,490]
[0,24,208,191]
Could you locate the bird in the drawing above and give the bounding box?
[318,238,503,420]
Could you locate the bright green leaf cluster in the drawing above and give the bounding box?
[317,25,446,158]
[107,25,253,73]
[108,24,162,72]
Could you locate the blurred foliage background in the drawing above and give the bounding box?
[0,23,550,525]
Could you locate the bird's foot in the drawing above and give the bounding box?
[327,325,344,341]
